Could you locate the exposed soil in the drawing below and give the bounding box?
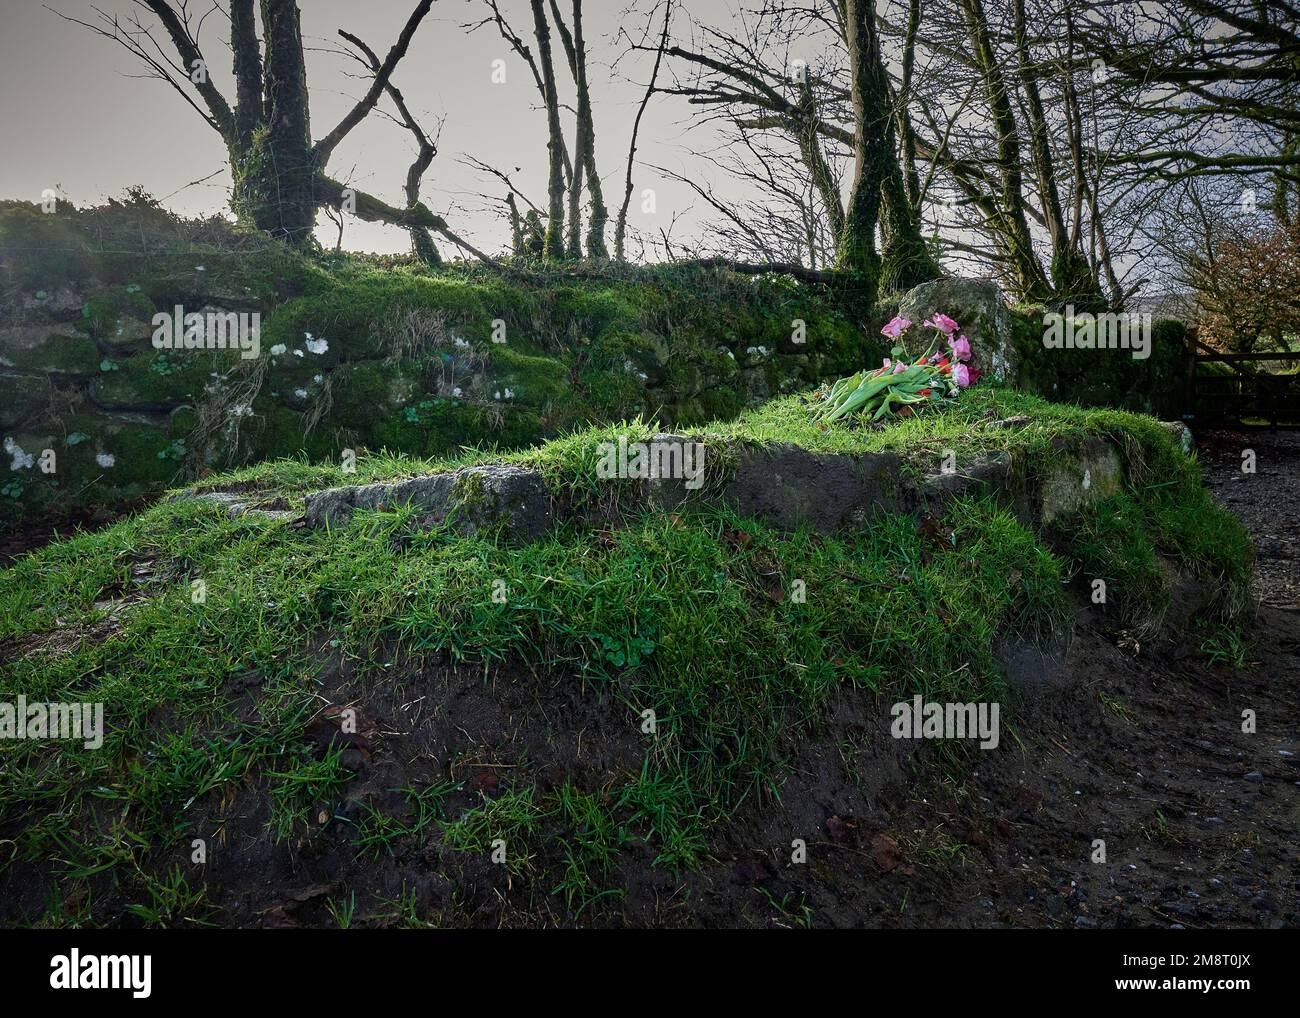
[2,432,1295,929]
[0,502,143,567]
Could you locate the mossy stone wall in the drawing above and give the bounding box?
[0,202,887,522]
[1008,306,1190,419]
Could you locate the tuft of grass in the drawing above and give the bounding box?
[1099,692,1135,723]
[441,788,548,877]
[1197,621,1250,669]
[354,781,457,859]
[325,890,356,929]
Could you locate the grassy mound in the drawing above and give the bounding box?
[0,388,1251,926]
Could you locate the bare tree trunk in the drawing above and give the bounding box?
[550,1,586,257]
[795,80,845,243]
[338,28,441,266]
[549,0,607,258]
[616,0,672,261]
[506,192,525,255]
[570,1,607,257]
[530,0,568,259]
[897,0,923,207]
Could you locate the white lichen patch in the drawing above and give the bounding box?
[5,437,34,470]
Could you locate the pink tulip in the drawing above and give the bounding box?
[927,313,960,335]
[880,316,912,339]
[892,360,908,374]
[953,362,971,387]
[948,334,972,362]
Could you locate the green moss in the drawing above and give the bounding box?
[373,397,543,458]
[91,349,235,408]
[0,374,49,428]
[1011,308,1190,418]
[485,346,568,408]
[83,286,156,342]
[697,386,744,422]
[0,413,183,523]
[4,333,99,375]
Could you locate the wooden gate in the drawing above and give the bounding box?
[1185,341,1300,430]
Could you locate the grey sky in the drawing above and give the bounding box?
[0,0,756,256]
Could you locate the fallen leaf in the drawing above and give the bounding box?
[871,832,903,872]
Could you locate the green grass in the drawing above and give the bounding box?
[1063,480,1252,635]
[167,387,1196,513]
[0,387,1254,924]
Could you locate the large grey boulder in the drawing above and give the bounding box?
[895,277,1017,383]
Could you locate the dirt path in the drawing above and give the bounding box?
[764,428,1298,929]
[1199,430,1300,610]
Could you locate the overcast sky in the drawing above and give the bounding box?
[0,0,759,257]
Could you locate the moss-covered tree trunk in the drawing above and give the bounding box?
[878,0,941,293]
[835,0,891,299]
[879,136,941,292]
[230,0,263,151]
[101,1,445,256]
[237,0,317,246]
[959,0,1051,301]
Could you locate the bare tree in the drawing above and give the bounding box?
[59,0,497,258]
[336,30,443,265]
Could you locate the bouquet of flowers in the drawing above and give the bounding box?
[816,313,981,423]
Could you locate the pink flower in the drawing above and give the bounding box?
[926,313,960,335]
[880,316,912,339]
[948,334,972,362]
[892,360,907,374]
[953,362,972,387]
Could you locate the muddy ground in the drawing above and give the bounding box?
[755,427,1298,929]
[2,429,1296,928]
[829,428,1298,929]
